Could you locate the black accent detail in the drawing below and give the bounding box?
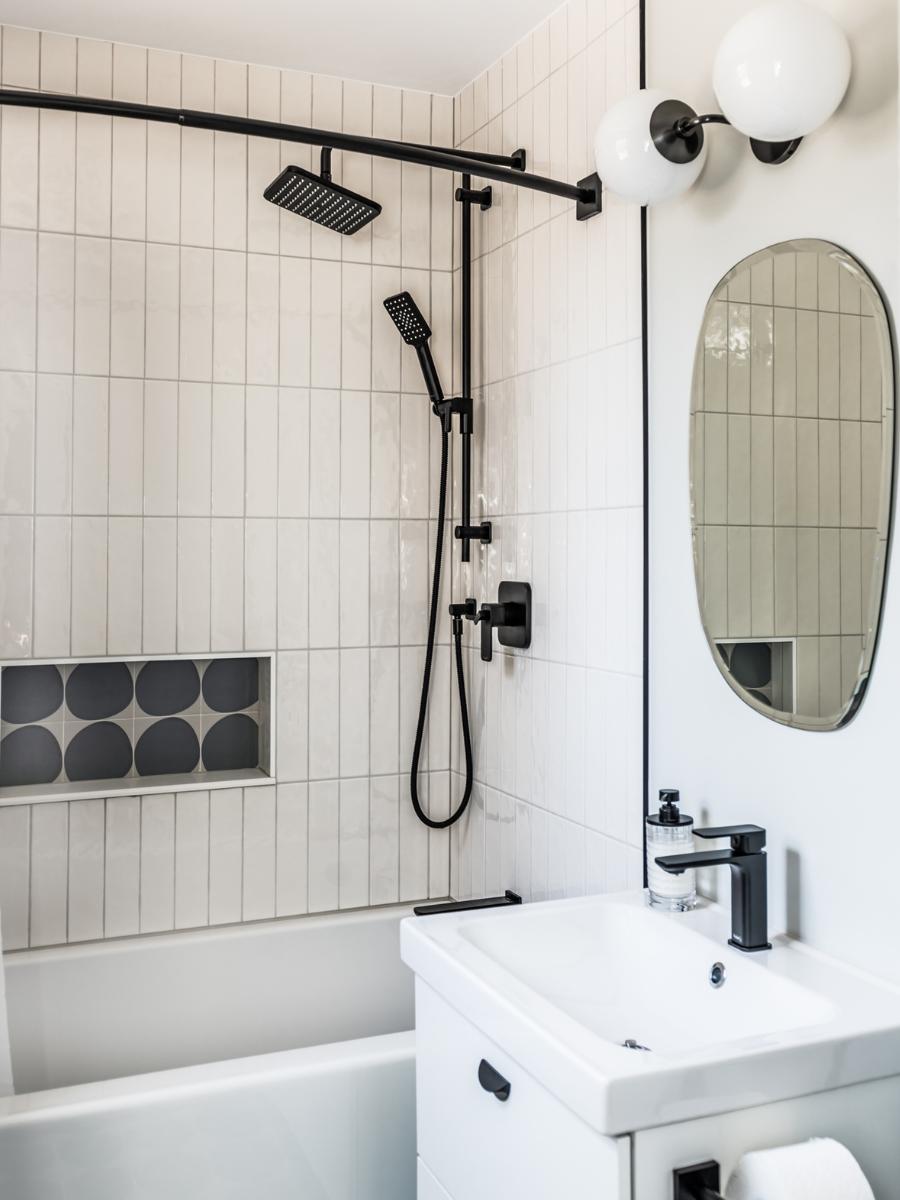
[477,1059,511,1102]
[650,99,706,165]
[265,161,382,235]
[749,136,803,165]
[66,662,133,721]
[674,1160,723,1200]
[0,725,63,787]
[65,722,133,782]
[469,581,532,663]
[575,172,603,220]
[454,521,492,545]
[0,665,63,724]
[383,291,444,411]
[202,658,259,714]
[657,824,771,952]
[455,184,492,211]
[729,642,771,689]
[201,713,259,772]
[647,788,692,827]
[136,660,201,717]
[134,718,201,776]
[414,891,522,916]
[0,88,595,211]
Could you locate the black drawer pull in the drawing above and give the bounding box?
[478,1058,511,1101]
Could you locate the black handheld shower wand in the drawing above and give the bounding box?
[383,292,474,831]
[382,292,444,415]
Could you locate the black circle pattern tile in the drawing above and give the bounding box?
[1,665,64,724]
[202,658,259,713]
[135,718,200,776]
[65,722,133,782]
[136,661,201,717]
[202,714,259,772]
[66,662,134,721]
[0,726,63,788]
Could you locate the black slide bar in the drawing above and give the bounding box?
[0,88,597,209]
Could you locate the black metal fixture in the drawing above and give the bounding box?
[674,1160,724,1200]
[478,1059,512,1102]
[264,147,382,233]
[413,890,522,916]
[649,98,803,167]
[382,290,482,832]
[465,582,532,664]
[656,824,772,953]
[0,89,602,225]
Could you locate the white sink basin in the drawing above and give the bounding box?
[401,891,900,1134]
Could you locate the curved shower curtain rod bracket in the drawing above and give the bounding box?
[0,89,599,218]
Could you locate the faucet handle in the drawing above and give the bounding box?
[695,824,767,854]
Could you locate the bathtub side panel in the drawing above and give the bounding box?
[0,1033,416,1200]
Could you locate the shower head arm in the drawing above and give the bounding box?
[0,89,600,217]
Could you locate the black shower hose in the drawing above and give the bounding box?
[409,424,474,829]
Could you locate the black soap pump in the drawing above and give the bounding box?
[646,789,697,910]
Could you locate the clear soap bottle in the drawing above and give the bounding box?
[646,788,696,910]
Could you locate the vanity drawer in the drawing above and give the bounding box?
[415,980,628,1200]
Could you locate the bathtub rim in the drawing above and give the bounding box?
[0,1028,416,1125]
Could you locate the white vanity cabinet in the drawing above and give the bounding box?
[415,981,631,1200]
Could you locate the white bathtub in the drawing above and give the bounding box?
[0,906,417,1199]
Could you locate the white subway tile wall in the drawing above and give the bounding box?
[448,0,645,900]
[0,24,456,948]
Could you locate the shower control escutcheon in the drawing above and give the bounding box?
[473,581,532,663]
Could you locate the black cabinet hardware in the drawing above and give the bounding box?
[413,891,522,916]
[674,1160,723,1200]
[478,1059,511,1102]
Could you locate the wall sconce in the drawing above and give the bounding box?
[593,0,851,205]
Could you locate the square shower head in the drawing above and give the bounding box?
[264,164,381,235]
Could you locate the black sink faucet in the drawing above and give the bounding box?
[656,825,772,952]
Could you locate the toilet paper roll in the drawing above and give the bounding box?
[726,1138,874,1200]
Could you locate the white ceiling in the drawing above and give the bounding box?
[1,0,563,94]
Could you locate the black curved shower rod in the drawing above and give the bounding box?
[0,88,602,218]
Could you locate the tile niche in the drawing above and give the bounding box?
[0,656,272,803]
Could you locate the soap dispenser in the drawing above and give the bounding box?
[646,789,696,910]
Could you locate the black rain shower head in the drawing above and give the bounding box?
[265,150,381,235]
[383,291,443,408]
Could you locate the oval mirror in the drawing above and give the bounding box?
[691,240,894,730]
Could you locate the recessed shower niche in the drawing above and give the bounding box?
[0,656,272,804]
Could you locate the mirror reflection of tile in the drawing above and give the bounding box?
[0,658,261,789]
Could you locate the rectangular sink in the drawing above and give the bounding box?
[401,891,900,1134]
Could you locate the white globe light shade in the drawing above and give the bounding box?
[713,1,851,142]
[593,89,707,206]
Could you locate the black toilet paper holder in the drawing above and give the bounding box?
[674,1161,725,1200]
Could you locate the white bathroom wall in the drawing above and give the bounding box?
[447,0,646,901]
[0,24,456,949]
[647,0,900,978]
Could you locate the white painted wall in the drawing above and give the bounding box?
[647,0,899,978]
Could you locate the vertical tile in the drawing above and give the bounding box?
[244,518,277,648]
[209,787,243,925]
[177,518,211,652]
[0,515,34,658]
[140,794,175,933]
[370,774,399,905]
[340,520,369,646]
[72,376,108,515]
[0,807,30,950]
[37,233,75,373]
[279,256,311,387]
[67,800,105,944]
[246,253,279,385]
[71,515,108,655]
[33,515,71,657]
[143,380,178,514]
[30,802,68,947]
[103,797,141,938]
[308,780,340,912]
[142,513,177,652]
[340,777,369,909]
[370,647,400,775]
[175,791,210,929]
[0,230,37,371]
[74,236,110,375]
[108,516,142,654]
[35,373,72,514]
[309,649,340,779]
[310,260,342,387]
[110,240,146,377]
[276,651,309,783]
[0,373,34,516]
[108,379,144,515]
[277,519,308,649]
[278,387,310,517]
[211,383,245,517]
[211,517,244,650]
[340,647,369,777]
[1,109,39,231]
[245,386,279,516]
[242,786,276,921]
[309,389,341,517]
[212,250,247,383]
[179,246,214,382]
[145,242,180,379]
[276,782,308,917]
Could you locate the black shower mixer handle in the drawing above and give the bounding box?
[467,582,532,663]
